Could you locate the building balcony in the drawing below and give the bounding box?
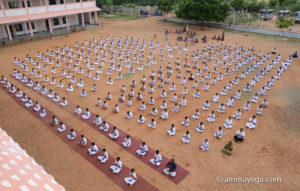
[0,1,100,24]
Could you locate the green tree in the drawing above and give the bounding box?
[268,0,278,8]
[156,0,174,17]
[231,0,245,11]
[176,0,230,26]
[290,2,300,13]
[96,0,113,8]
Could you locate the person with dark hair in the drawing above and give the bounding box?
[163,158,177,177]
[110,157,122,174]
[222,141,233,155]
[136,142,148,157]
[150,150,162,166]
[124,168,137,186]
[292,51,298,58]
[234,128,245,142]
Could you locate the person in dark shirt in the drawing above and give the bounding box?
[163,158,177,177]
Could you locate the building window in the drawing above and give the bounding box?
[60,0,64,4]
[15,24,24,32]
[62,17,67,24]
[53,18,60,26]
[49,0,56,5]
[8,2,19,8]
[21,1,30,7]
[26,22,35,30]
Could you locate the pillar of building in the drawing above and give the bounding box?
[66,16,69,31]
[44,0,49,11]
[94,11,98,24]
[81,13,85,27]
[48,18,53,33]
[6,24,12,41]
[28,21,33,37]
[0,0,6,16]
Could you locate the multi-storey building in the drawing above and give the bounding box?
[0,0,100,41]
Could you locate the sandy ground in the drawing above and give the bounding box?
[0,16,300,191]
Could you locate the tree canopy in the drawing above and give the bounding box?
[175,0,230,22]
[156,0,174,16]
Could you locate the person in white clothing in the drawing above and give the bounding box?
[196,122,205,133]
[136,142,148,157]
[207,111,215,122]
[214,127,223,139]
[57,122,66,132]
[137,115,145,124]
[125,111,133,119]
[192,109,200,119]
[78,134,87,146]
[122,135,131,148]
[74,105,82,115]
[202,100,210,111]
[33,101,41,112]
[110,157,122,174]
[232,109,242,119]
[217,103,226,113]
[25,98,33,108]
[51,116,58,127]
[61,97,68,106]
[181,116,189,127]
[181,131,191,143]
[224,116,233,128]
[109,126,119,139]
[100,121,110,132]
[88,142,99,155]
[246,115,257,129]
[200,138,209,151]
[67,129,76,140]
[256,105,263,115]
[124,168,137,186]
[167,124,176,136]
[98,148,109,163]
[82,108,91,119]
[150,150,162,166]
[39,107,47,118]
[148,119,157,128]
[93,115,102,125]
[234,128,245,142]
[160,109,168,119]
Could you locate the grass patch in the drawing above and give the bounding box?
[102,14,141,21]
[122,73,134,80]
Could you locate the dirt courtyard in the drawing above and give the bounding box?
[0,16,300,191]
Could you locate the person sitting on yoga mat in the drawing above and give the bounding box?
[163,158,177,177]
[110,157,122,174]
[124,168,137,186]
[136,142,148,157]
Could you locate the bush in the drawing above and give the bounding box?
[276,17,294,28]
[123,3,136,8]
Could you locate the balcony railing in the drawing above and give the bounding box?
[0,1,95,18]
